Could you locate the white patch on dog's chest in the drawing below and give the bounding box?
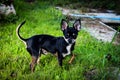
[62,44,72,57]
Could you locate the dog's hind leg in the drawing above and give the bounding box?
[27,48,39,72]
[37,57,40,64]
[37,49,42,64]
[30,55,38,72]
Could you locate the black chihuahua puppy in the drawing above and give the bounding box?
[16,19,81,72]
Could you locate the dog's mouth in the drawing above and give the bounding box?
[68,39,73,44]
[64,37,76,44]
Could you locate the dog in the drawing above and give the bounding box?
[16,19,81,72]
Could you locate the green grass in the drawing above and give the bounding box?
[0,0,120,80]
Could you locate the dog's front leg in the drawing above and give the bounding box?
[68,53,75,64]
[57,53,63,66]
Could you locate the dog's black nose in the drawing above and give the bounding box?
[68,39,72,44]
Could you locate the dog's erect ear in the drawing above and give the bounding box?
[61,19,68,31]
[73,19,81,31]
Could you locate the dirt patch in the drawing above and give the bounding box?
[82,18,116,42]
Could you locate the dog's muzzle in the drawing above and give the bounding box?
[68,39,72,44]
[64,37,76,44]
[68,38,76,44]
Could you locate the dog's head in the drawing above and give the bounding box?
[61,19,81,44]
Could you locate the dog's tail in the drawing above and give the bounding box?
[16,21,27,42]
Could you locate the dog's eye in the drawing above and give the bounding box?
[73,33,77,39]
[66,33,69,38]
[67,33,69,36]
[73,33,75,36]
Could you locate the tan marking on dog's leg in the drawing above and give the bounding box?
[54,53,58,57]
[37,57,40,64]
[37,54,41,64]
[68,54,75,64]
[30,56,37,72]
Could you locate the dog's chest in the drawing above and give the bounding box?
[62,44,72,57]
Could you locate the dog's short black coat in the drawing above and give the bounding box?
[16,19,81,72]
